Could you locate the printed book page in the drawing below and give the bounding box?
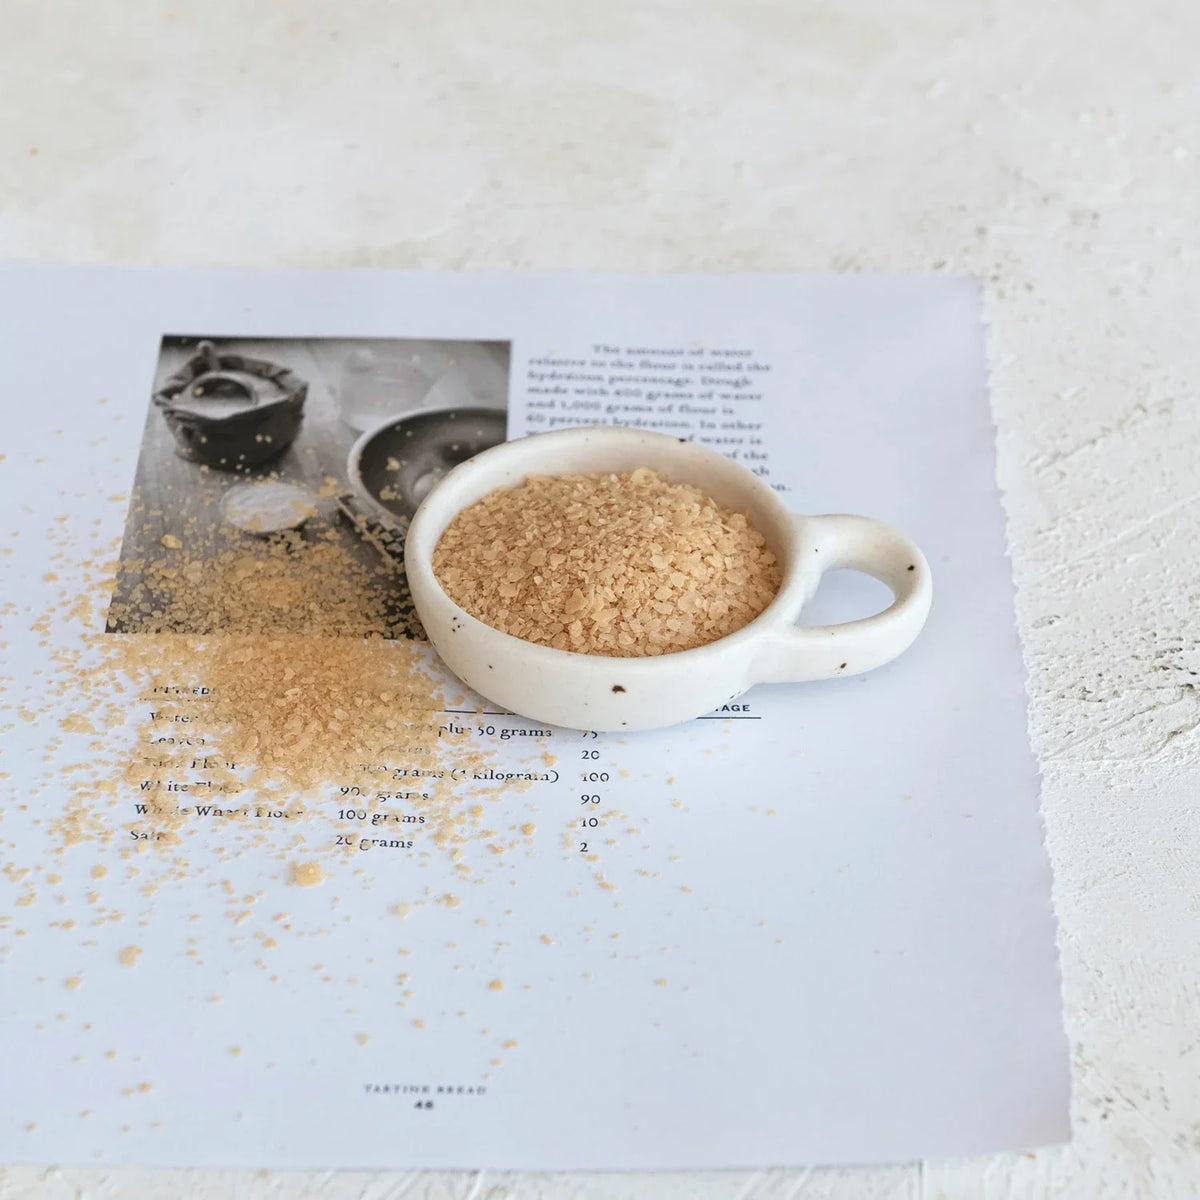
[0,267,1069,1169]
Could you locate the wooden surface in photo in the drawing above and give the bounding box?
[108,339,415,636]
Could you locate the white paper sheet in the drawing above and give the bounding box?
[0,266,1068,1169]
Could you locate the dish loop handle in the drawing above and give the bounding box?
[753,514,933,683]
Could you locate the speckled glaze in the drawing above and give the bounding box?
[405,427,931,732]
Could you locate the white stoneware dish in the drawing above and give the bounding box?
[405,426,932,732]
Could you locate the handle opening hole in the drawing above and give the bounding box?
[797,568,894,627]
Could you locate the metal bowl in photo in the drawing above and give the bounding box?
[347,406,508,528]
